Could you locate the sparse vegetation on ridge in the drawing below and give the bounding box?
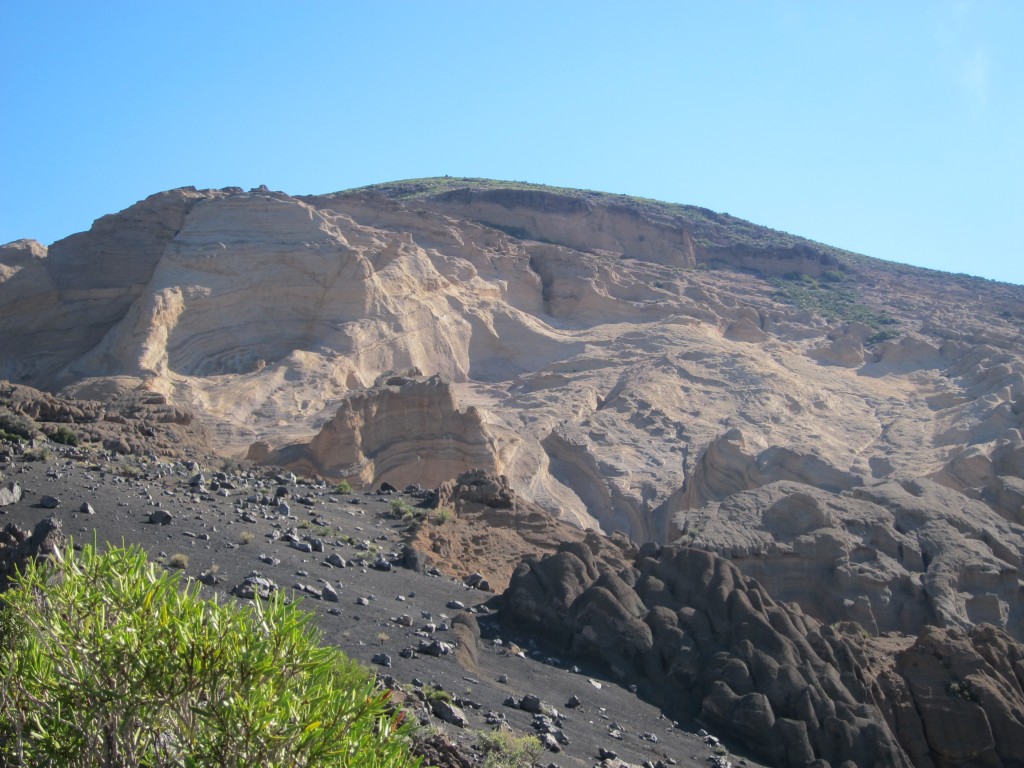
[475,729,543,768]
[333,176,867,268]
[0,543,421,767]
[330,177,1021,292]
[770,272,899,331]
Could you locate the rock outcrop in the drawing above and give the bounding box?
[502,540,1024,768]
[0,381,205,457]
[4,178,1024,767]
[0,189,215,385]
[0,517,64,591]
[251,372,504,487]
[403,468,634,591]
[674,477,1024,639]
[3,180,1022,551]
[880,624,1024,768]
[663,428,861,512]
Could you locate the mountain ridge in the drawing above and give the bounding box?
[3,178,1024,766]
[316,176,1021,288]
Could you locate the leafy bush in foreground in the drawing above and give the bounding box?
[0,544,421,768]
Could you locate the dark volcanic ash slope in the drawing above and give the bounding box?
[0,447,775,768]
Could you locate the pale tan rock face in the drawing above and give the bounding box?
[0,188,213,384]
[2,178,1024,641]
[414,187,700,269]
[257,372,505,489]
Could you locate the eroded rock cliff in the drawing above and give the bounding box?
[252,372,505,488]
[4,177,1024,767]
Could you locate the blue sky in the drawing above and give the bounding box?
[2,1,1022,285]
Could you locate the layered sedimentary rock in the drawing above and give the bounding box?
[4,178,1024,767]
[2,177,1023,602]
[253,372,504,488]
[0,189,213,385]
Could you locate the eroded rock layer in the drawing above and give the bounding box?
[252,372,504,488]
[3,177,1024,594]
[3,181,1022,547]
[501,539,1024,768]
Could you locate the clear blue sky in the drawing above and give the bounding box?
[2,1,1022,285]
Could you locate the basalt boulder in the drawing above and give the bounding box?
[0,516,64,591]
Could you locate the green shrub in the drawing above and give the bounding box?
[475,730,543,768]
[866,329,901,345]
[45,425,81,447]
[821,268,845,283]
[334,480,352,494]
[0,543,422,767]
[771,277,898,330]
[421,685,452,703]
[431,507,453,525]
[387,499,419,524]
[21,447,50,462]
[947,678,978,702]
[0,408,37,443]
[166,552,189,569]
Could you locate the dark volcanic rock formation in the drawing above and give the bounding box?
[0,381,204,457]
[0,517,64,591]
[502,539,1024,768]
[879,624,1024,768]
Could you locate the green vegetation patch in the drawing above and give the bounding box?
[388,498,427,525]
[771,273,899,331]
[0,543,421,767]
[0,407,38,443]
[44,424,81,447]
[431,507,454,525]
[475,729,543,768]
[947,678,978,702]
[337,177,863,263]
